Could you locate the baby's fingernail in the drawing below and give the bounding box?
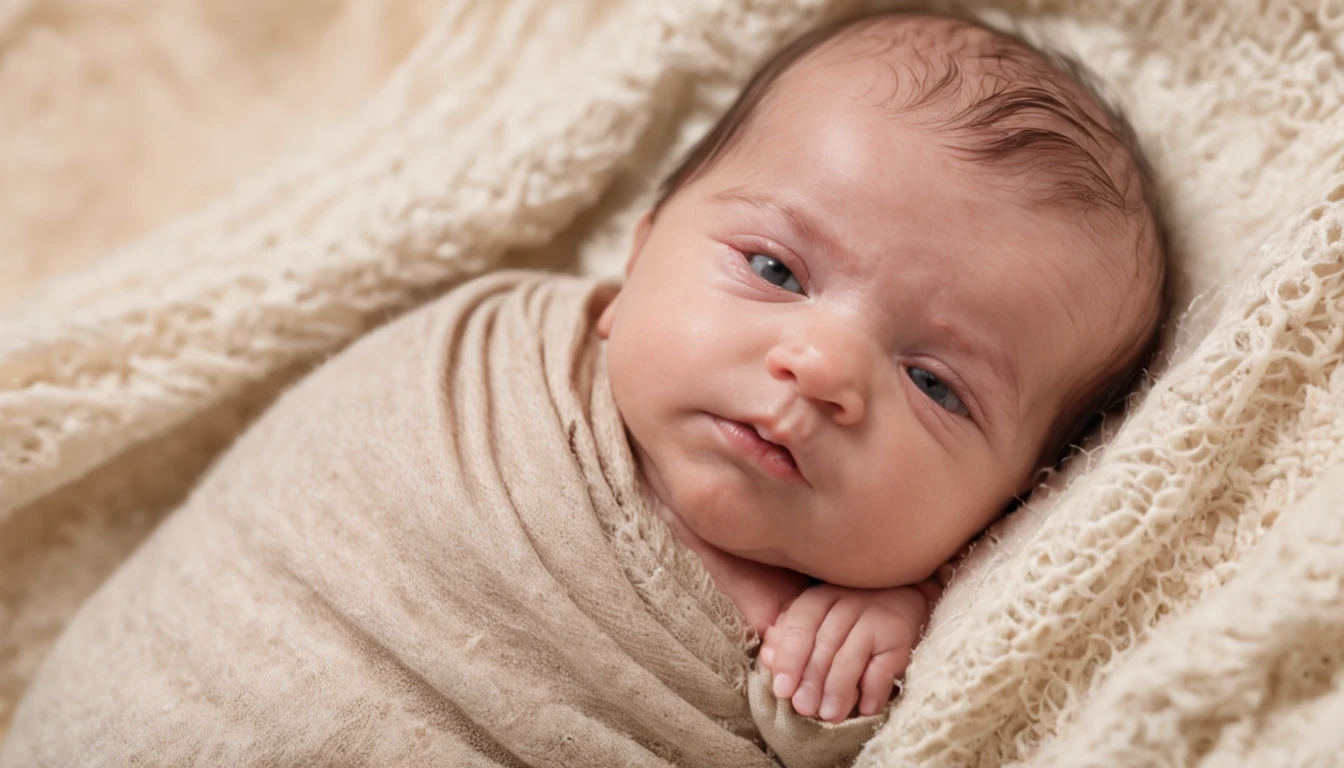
[819,695,842,722]
[859,697,877,716]
[772,674,794,699]
[759,645,774,667]
[792,683,820,717]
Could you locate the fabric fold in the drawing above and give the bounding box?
[0,272,872,768]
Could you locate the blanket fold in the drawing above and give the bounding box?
[0,272,875,767]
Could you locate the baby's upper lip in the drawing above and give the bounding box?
[748,420,791,451]
[743,417,808,478]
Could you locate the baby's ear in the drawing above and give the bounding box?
[624,210,654,277]
[595,293,619,339]
[598,210,654,339]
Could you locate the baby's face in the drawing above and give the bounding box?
[598,53,1140,588]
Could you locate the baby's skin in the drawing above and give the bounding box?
[597,15,1160,724]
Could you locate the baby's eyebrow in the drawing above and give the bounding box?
[709,188,838,256]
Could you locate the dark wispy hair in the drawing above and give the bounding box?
[651,9,1170,477]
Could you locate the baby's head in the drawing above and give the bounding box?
[596,11,1167,588]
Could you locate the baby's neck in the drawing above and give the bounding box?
[640,484,810,636]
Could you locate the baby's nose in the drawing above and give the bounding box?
[765,322,871,426]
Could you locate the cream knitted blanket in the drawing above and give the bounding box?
[2,0,1342,765]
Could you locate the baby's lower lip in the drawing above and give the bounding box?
[710,415,804,484]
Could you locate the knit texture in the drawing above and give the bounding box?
[3,0,1343,764]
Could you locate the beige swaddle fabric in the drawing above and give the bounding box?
[3,0,1344,765]
[0,272,877,768]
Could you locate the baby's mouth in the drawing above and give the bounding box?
[751,425,797,469]
[711,415,806,484]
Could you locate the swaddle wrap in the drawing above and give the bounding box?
[0,272,877,767]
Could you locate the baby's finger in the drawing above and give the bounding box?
[816,622,872,723]
[766,589,839,701]
[758,640,775,669]
[857,646,912,717]
[793,599,865,719]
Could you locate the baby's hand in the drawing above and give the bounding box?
[758,582,937,723]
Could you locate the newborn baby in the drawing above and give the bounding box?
[598,11,1166,723]
[2,11,1168,767]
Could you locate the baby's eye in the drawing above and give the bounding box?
[908,368,969,417]
[746,253,803,294]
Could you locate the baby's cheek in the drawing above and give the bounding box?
[845,442,969,581]
[608,310,680,406]
[674,465,773,552]
[605,343,643,428]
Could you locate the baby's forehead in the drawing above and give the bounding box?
[772,14,1099,126]
[751,14,1154,273]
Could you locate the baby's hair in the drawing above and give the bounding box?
[651,9,1170,477]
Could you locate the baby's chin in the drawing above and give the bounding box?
[712,538,806,572]
[659,480,938,587]
[685,478,777,529]
[724,528,939,588]
[632,437,940,585]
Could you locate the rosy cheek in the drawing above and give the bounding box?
[861,399,950,509]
